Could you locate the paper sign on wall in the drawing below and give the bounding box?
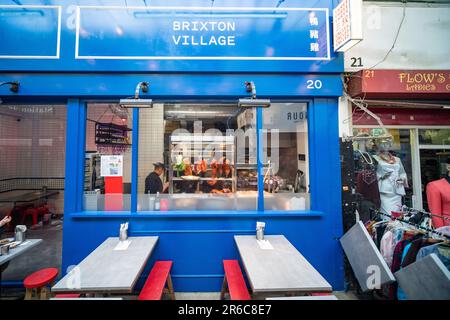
[100,155,123,177]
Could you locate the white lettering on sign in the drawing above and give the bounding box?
[172,21,236,47]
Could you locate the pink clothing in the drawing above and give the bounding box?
[426,178,450,228]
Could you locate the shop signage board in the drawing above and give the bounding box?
[349,70,450,99]
[0,2,341,73]
[340,221,395,292]
[75,6,329,61]
[333,0,363,52]
[395,253,450,300]
[264,103,308,132]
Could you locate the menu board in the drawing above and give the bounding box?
[100,155,123,177]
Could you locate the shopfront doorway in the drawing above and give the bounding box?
[419,147,450,212]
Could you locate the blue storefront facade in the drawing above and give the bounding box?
[0,0,344,292]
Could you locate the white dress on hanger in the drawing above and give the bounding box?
[373,155,408,215]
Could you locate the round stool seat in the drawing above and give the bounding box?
[24,268,59,289]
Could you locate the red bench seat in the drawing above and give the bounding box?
[138,261,175,300]
[54,294,81,298]
[220,260,251,300]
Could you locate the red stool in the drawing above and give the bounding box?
[24,268,59,300]
[21,207,41,226]
[37,205,49,216]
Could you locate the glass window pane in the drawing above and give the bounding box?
[262,103,310,211]
[0,104,65,281]
[418,129,450,145]
[83,104,132,211]
[420,149,450,212]
[137,104,258,211]
[352,128,414,218]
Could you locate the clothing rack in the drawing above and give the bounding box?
[370,208,450,241]
[400,205,450,222]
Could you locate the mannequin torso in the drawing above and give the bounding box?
[426,177,450,228]
[373,152,408,215]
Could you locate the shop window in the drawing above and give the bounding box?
[137,104,258,211]
[418,128,450,211]
[0,104,65,280]
[352,128,413,220]
[262,103,310,211]
[418,129,450,146]
[83,104,132,211]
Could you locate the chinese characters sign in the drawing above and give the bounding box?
[333,0,362,52]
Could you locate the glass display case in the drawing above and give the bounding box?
[169,135,236,194]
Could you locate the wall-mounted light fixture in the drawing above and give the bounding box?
[119,81,153,108]
[238,81,271,108]
[0,81,20,93]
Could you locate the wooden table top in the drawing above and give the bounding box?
[52,236,158,294]
[234,235,332,294]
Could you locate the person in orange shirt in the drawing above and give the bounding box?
[426,157,450,228]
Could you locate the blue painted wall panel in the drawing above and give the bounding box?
[0,73,342,99]
[0,6,60,57]
[62,214,342,292]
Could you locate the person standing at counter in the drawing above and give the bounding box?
[145,162,169,194]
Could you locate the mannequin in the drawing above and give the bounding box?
[372,137,408,215]
[426,157,450,228]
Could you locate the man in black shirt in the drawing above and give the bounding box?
[145,162,169,194]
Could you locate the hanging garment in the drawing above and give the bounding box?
[380,230,395,267]
[435,226,450,237]
[397,242,413,300]
[388,234,421,299]
[401,238,437,268]
[380,227,405,268]
[375,223,388,249]
[416,243,450,271]
[356,167,381,208]
[373,155,408,215]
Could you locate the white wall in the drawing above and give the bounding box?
[0,106,66,214]
[0,106,66,179]
[137,104,165,193]
[344,1,450,71]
